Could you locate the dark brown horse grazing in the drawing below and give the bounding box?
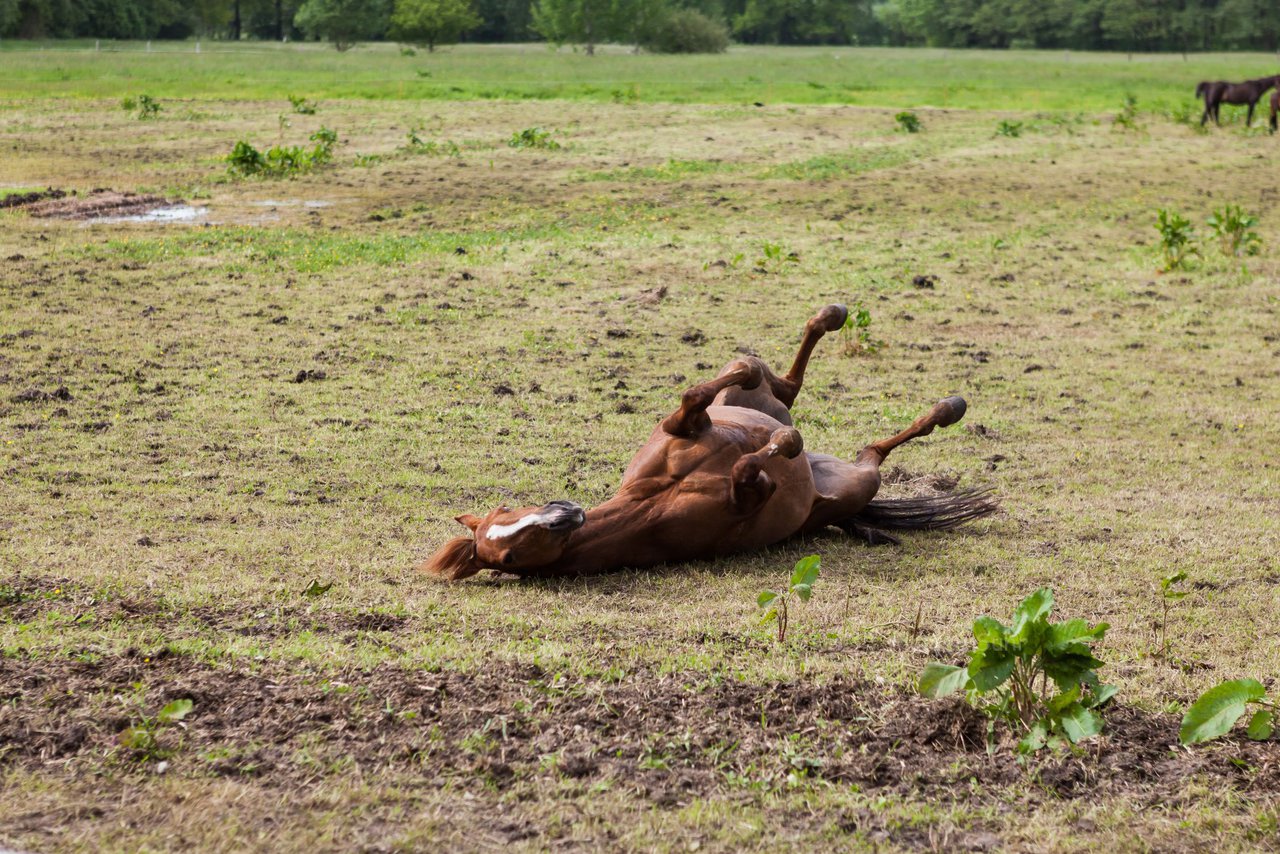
[1199,76,1280,127]
[422,305,997,580]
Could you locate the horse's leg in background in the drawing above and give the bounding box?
[772,303,849,407]
[714,303,847,422]
[1247,98,1257,127]
[1270,91,1279,133]
[661,359,763,438]
[729,427,803,512]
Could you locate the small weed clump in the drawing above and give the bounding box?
[227,127,338,178]
[754,240,799,273]
[920,588,1116,753]
[1114,94,1141,131]
[996,120,1023,138]
[840,303,881,356]
[1206,204,1261,256]
[121,94,161,119]
[288,94,318,115]
[119,698,194,761]
[405,127,462,156]
[757,555,820,643]
[1155,208,1198,271]
[1181,679,1277,744]
[508,127,560,150]
[895,111,921,133]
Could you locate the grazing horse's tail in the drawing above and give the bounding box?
[838,488,998,541]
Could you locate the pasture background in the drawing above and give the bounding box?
[1,44,1279,851]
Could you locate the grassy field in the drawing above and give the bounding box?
[6,40,1280,110]
[2,45,1279,851]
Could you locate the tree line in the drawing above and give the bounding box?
[3,0,1280,53]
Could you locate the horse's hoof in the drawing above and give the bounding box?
[769,426,803,458]
[934,396,967,427]
[814,304,848,332]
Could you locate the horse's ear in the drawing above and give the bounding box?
[456,514,482,532]
[419,536,482,581]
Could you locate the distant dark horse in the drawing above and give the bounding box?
[1199,76,1280,127]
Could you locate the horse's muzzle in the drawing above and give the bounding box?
[541,500,586,531]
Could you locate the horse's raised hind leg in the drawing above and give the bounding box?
[855,396,968,466]
[730,427,803,512]
[774,303,848,408]
[662,359,763,438]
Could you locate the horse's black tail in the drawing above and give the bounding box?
[841,488,999,533]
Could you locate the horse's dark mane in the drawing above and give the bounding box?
[420,535,483,580]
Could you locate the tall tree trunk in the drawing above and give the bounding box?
[231,0,242,41]
[275,0,284,41]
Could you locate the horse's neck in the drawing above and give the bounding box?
[556,491,667,574]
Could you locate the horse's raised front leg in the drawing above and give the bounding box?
[803,395,971,538]
[662,359,763,438]
[731,427,802,512]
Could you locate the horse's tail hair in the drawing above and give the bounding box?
[844,488,998,532]
[420,536,484,581]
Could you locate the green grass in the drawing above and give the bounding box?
[1,49,1279,851]
[3,41,1280,111]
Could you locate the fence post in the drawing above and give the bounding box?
[146,40,152,52]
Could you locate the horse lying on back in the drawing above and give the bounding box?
[422,305,997,580]
[1198,76,1280,127]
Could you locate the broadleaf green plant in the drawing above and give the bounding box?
[895,111,921,133]
[119,698,194,761]
[1180,678,1277,744]
[1206,205,1261,257]
[839,303,881,356]
[757,554,820,642]
[1155,209,1198,271]
[919,588,1116,753]
[1154,570,1188,658]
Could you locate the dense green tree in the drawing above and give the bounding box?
[531,0,628,54]
[389,0,480,49]
[294,0,390,48]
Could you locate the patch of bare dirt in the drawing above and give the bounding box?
[2,650,1277,809]
[21,190,178,220]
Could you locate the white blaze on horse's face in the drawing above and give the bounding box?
[474,500,586,571]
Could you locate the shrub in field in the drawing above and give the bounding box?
[1114,94,1140,131]
[122,94,161,119]
[1181,679,1277,744]
[919,588,1116,753]
[996,120,1023,138]
[288,94,318,115]
[227,127,338,178]
[119,698,194,761]
[1206,204,1261,256]
[757,554,820,643]
[508,127,561,150]
[638,8,730,54]
[895,111,921,133]
[1155,208,1198,271]
[840,303,881,356]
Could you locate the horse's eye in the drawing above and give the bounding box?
[502,552,516,565]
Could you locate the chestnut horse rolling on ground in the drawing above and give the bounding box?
[1198,76,1280,127]
[423,305,997,580]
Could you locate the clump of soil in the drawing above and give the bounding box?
[0,188,66,209]
[20,190,181,220]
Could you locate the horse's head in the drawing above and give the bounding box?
[420,500,587,580]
